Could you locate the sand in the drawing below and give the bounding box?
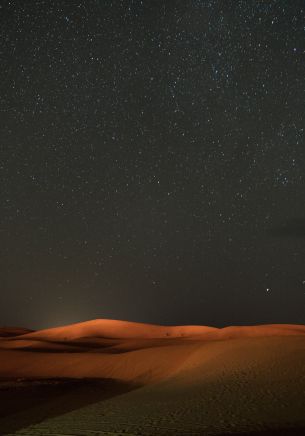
[18,318,305,340]
[0,327,33,338]
[0,319,305,435]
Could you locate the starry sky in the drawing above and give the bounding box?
[1,0,305,329]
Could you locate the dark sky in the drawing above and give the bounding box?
[1,0,305,329]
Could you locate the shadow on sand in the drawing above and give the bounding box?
[0,377,139,434]
[1,379,305,435]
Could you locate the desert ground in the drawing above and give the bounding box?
[0,320,305,435]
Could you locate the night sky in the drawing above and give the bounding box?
[1,0,305,329]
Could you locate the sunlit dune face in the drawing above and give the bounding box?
[1,319,305,384]
[18,319,305,341]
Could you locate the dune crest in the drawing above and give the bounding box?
[1,319,305,434]
[21,319,305,341]
[0,320,304,384]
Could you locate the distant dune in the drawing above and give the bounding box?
[1,319,305,382]
[1,319,305,435]
[18,318,305,340]
[0,327,33,338]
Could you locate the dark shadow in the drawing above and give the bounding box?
[0,328,33,337]
[1,379,304,435]
[4,337,196,354]
[8,346,90,353]
[0,377,140,434]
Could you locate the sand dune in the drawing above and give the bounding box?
[19,318,305,340]
[1,320,305,435]
[1,319,305,383]
[0,327,33,338]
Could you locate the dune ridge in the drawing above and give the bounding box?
[0,319,304,383]
[1,319,305,434]
[18,318,305,341]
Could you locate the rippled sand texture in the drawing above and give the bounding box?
[0,320,305,435]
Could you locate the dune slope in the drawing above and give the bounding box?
[0,327,33,338]
[19,318,305,340]
[0,320,305,435]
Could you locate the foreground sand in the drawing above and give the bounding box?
[0,320,305,435]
